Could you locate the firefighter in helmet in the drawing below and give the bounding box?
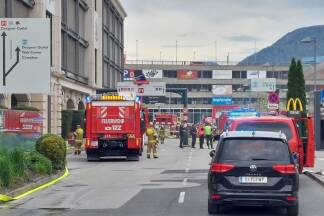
[146,122,159,158]
[74,124,84,155]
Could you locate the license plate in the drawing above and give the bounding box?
[239,176,267,184]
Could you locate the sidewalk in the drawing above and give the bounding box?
[304,151,324,187]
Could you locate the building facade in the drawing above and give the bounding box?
[0,0,127,134]
[125,60,322,123]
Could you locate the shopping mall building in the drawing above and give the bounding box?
[124,60,321,123]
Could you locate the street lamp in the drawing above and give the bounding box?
[300,37,317,91]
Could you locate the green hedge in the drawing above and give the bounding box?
[0,150,52,188]
[36,134,66,170]
[62,110,85,139]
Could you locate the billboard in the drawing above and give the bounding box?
[212,85,232,95]
[142,69,163,79]
[177,70,198,79]
[251,78,276,92]
[212,70,232,79]
[117,82,166,96]
[0,18,50,94]
[123,69,135,81]
[247,71,266,79]
[211,97,233,106]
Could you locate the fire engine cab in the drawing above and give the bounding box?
[85,94,147,161]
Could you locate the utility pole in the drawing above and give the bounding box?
[136,40,138,63]
[214,40,218,63]
[176,40,178,63]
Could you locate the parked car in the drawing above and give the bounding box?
[208,131,299,215]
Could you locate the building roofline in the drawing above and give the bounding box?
[111,0,127,18]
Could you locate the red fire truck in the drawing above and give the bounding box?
[85,95,147,161]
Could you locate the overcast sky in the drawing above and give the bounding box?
[120,0,324,62]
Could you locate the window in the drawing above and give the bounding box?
[236,122,293,140]
[0,0,5,17]
[202,71,212,78]
[67,0,76,31]
[95,49,97,84]
[219,138,290,162]
[79,7,86,38]
[232,71,241,79]
[163,70,177,78]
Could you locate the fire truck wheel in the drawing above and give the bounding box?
[127,156,140,161]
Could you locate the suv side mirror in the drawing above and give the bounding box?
[209,150,216,158]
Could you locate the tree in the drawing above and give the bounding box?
[286,58,306,111]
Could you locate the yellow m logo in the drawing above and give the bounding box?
[286,98,303,112]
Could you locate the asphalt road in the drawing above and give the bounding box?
[1,139,324,216]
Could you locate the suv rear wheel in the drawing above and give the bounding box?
[208,199,221,215]
[287,202,299,216]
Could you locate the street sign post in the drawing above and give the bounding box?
[0,18,50,93]
[117,82,166,96]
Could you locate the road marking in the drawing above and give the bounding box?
[182,178,187,186]
[185,168,189,173]
[178,191,185,203]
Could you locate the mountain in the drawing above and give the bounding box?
[239,25,324,66]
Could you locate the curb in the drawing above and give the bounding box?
[0,167,69,202]
[304,171,324,188]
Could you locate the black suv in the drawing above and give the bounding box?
[208,131,299,215]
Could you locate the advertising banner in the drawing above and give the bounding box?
[212,70,232,79]
[247,70,267,79]
[142,69,163,79]
[212,85,232,95]
[177,70,198,79]
[123,69,135,81]
[251,78,276,92]
[0,18,50,93]
[211,97,233,106]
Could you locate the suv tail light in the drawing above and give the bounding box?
[272,164,296,174]
[210,163,235,173]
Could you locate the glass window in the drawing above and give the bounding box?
[67,0,76,31]
[281,71,288,79]
[0,0,5,17]
[236,122,293,140]
[67,36,76,72]
[79,7,86,37]
[11,0,29,17]
[219,138,290,162]
[203,71,212,78]
[241,71,247,79]
[79,45,85,76]
[232,71,241,79]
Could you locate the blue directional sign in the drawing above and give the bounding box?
[211,96,233,106]
[321,90,324,104]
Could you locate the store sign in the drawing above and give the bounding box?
[177,70,198,79]
[251,78,276,92]
[142,96,166,104]
[212,85,232,95]
[0,18,50,94]
[123,69,135,81]
[286,98,303,118]
[212,70,232,79]
[268,103,279,110]
[212,97,233,106]
[142,69,163,79]
[247,71,266,79]
[117,82,166,96]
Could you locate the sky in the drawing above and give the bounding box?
[120,0,324,62]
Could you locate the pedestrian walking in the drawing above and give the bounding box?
[198,125,205,149]
[159,125,166,144]
[204,123,213,149]
[191,124,197,148]
[74,124,84,155]
[146,122,159,158]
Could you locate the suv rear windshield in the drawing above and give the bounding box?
[235,122,293,140]
[219,138,290,162]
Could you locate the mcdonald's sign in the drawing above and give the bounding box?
[286,98,303,117]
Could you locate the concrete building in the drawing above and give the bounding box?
[0,0,127,134]
[125,60,323,123]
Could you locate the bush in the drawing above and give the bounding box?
[9,150,25,177]
[36,134,66,170]
[25,151,52,175]
[0,150,13,187]
[12,105,40,111]
[62,110,73,139]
